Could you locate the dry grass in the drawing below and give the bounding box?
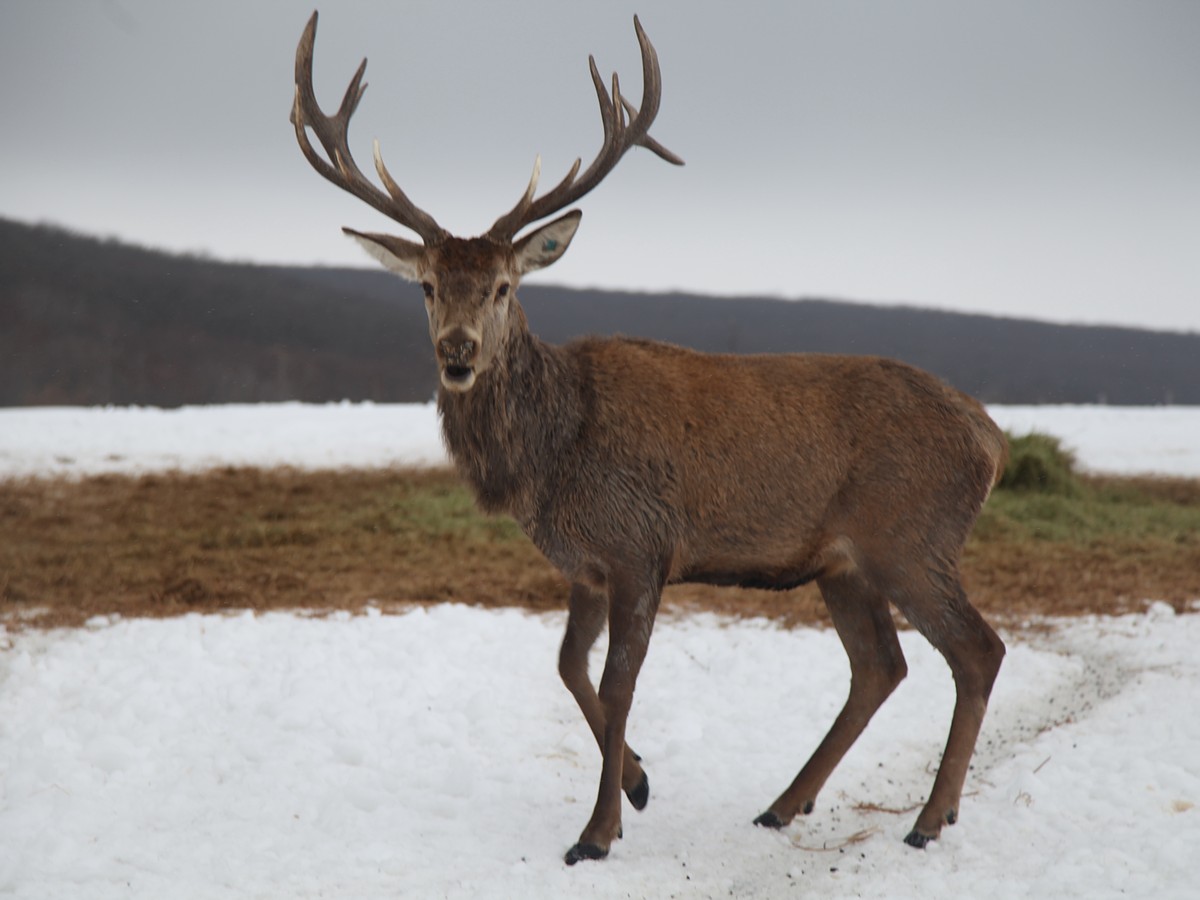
[2,467,1198,631]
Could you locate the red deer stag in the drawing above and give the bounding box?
[291,11,1008,865]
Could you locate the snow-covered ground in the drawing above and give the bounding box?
[0,402,447,479]
[1,403,1198,898]
[2,402,1200,479]
[2,605,1197,899]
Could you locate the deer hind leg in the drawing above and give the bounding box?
[558,584,649,818]
[564,570,662,865]
[756,571,908,829]
[889,566,1005,848]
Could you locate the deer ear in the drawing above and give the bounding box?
[343,227,425,282]
[513,210,582,274]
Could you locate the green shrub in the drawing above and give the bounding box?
[998,431,1081,496]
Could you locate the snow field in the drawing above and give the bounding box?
[1,604,1197,898]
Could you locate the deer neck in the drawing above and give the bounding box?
[437,321,581,523]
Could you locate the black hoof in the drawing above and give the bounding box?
[627,771,650,811]
[565,842,609,865]
[753,810,786,829]
[903,828,935,849]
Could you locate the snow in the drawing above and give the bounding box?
[1,402,1199,897]
[2,605,1198,899]
[2,402,1200,479]
[0,402,447,479]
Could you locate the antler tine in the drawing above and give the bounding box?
[620,95,684,165]
[486,15,683,241]
[495,155,544,231]
[628,16,685,166]
[291,12,447,244]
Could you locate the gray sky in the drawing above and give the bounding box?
[3,0,1198,332]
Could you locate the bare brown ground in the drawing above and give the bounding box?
[2,467,1197,631]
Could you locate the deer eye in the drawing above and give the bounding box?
[421,282,434,300]
[495,283,510,300]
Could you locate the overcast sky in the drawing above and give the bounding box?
[2,0,1198,332]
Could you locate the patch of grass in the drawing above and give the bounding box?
[0,468,557,629]
[966,468,1200,620]
[349,481,522,542]
[2,464,1197,630]
[983,429,1200,544]
[997,431,1080,496]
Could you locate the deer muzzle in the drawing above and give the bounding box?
[436,328,481,392]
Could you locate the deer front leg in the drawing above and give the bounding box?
[564,571,661,865]
[558,583,650,810]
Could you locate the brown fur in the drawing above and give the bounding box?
[292,11,1006,862]
[434,276,1008,860]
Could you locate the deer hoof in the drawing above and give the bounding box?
[564,842,609,865]
[903,828,937,849]
[627,771,650,811]
[753,810,786,829]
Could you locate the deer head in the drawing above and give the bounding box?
[291,12,683,393]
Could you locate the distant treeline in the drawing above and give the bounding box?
[2,217,1197,407]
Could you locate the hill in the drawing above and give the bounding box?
[2,217,1197,406]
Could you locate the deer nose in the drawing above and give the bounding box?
[438,337,478,367]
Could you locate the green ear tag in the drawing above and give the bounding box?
[543,239,559,252]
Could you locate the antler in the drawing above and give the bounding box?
[485,15,684,242]
[291,11,448,244]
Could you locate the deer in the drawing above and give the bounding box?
[291,11,1008,865]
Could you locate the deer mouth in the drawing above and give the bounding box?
[441,364,476,391]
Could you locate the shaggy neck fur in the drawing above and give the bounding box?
[437,308,584,525]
